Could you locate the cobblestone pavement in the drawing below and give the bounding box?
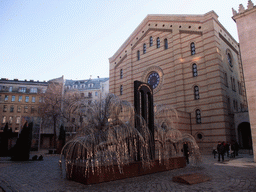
[0,152,256,192]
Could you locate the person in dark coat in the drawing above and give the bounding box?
[235,141,239,156]
[217,141,225,162]
[225,142,230,157]
[183,142,189,164]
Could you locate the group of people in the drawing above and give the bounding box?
[213,141,239,162]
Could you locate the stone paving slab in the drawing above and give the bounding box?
[0,153,256,192]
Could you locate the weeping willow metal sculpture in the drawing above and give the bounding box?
[60,94,201,178]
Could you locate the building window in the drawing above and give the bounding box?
[18,96,22,102]
[194,86,200,100]
[31,106,36,114]
[120,85,123,95]
[39,97,42,102]
[30,88,38,93]
[137,50,140,60]
[196,109,201,124]
[16,116,21,124]
[120,69,123,79]
[238,81,243,95]
[88,92,92,98]
[227,53,232,67]
[10,106,14,112]
[18,87,26,93]
[17,106,21,113]
[24,106,28,113]
[224,72,228,87]
[143,43,146,54]
[32,96,36,103]
[149,36,153,47]
[11,96,15,102]
[25,96,29,102]
[156,37,160,48]
[192,63,198,77]
[191,42,196,55]
[9,116,13,124]
[233,100,238,112]
[2,116,6,124]
[5,95,8,101]
[9,86,13,92]
[3,105,7,112]
[164,38,168,49]
[95,92,98,96]
[231,77,236,91]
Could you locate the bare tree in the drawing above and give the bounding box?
[39,81,63,149]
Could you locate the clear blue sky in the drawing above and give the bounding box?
[0,0,249,81]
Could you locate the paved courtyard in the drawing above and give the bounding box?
[0,152,256,192]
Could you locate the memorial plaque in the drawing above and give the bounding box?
[172,173,211,185]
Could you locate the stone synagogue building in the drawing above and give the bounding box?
[109,11,249,153]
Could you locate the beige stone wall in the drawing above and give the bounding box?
[233,1,256,161]
[109,11,245,154]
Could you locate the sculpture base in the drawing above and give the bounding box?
[66,156,186,185]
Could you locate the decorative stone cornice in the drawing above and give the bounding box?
[232,1,255,16]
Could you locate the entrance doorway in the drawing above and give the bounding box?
[238,122,252,149]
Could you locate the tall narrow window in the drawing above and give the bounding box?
[3,105,7,112]
[143,43,146,54]
[120,85,123,95]
[25,96,29,102]
[17,106,21,113]
[12,96,15,102]
[224,72,228,87]
[10,106,14,112]
[16,116,21,124]
[2,116,6,124]
[120,69,123,79]
[156,37,160,48]
[9,116,13,124]
[9,86,13,92]
[194,86,200,100]
[164,38,168,49]
[137,50,140,60]
[24,106,28,113]
[5,95,8,101]
[19,96,22,102]
[191,42,196,55]
[192,63,198,77]
[32,96,36,103]
[149,36,153,47]
[196,109,201,124]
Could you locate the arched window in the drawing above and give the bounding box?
[156,37,160,48]
[120,85,123,95]
[196,109,201,124]
[143,43,146,54]
[149,36,153,47]
[192,63,198,77]
[137,50,140,60]
[194,85,199,100]
[164,38,168,49]
[191,42,196,55]
[120,69,123,79]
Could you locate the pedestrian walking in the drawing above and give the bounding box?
[225,142,230,157]
[217,141,225,162]
[212,147,217,159]
[183,142,189,164]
